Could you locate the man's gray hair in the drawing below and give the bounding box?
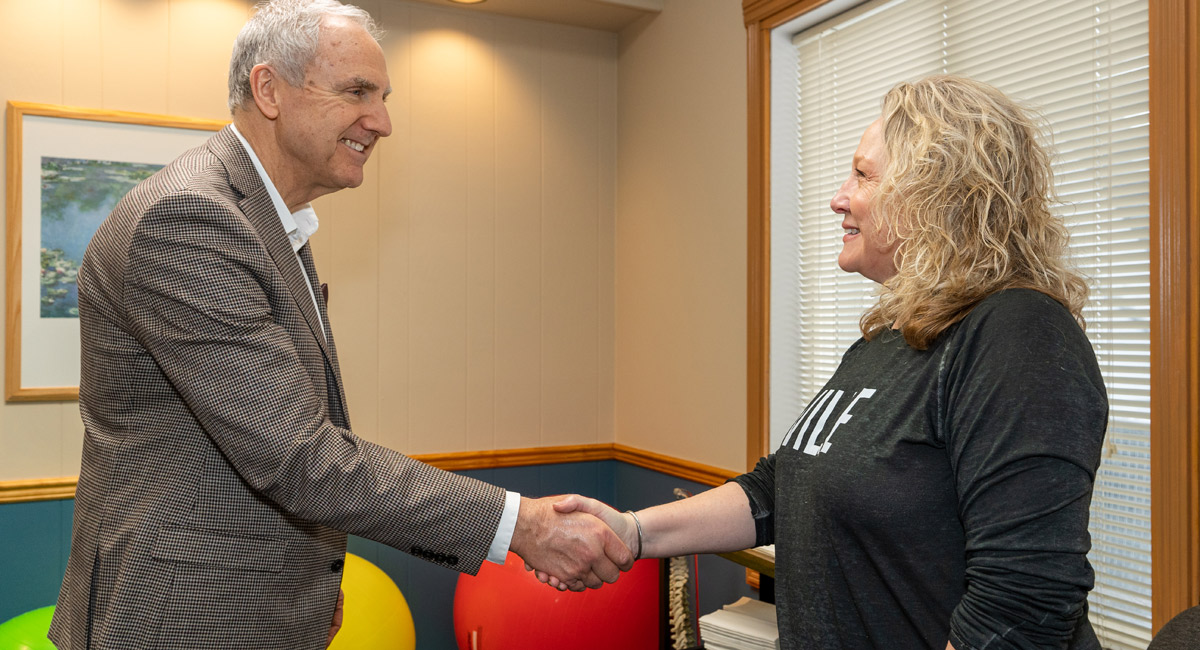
[228,0,383,112]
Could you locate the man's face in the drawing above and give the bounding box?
[274,16,392,202]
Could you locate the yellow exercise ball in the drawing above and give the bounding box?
[328,553,416,650]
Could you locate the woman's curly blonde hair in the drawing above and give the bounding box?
[861,75,1089,349]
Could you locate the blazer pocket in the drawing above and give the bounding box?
[151,525,288,573]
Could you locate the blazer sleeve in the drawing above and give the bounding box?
[122,190,506,573]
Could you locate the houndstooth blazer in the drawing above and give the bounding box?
[48,127,506,649]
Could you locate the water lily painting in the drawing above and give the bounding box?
[6,101,224,401]
[39,157,162,318]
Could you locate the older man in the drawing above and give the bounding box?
[48,1,629,648]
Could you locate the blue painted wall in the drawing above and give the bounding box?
[0,461,754,650]
[0,499,74,621]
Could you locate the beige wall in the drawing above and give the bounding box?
[0,0,619,480]
[614,0,749,470]
[315,3,618,456]
[0,0,254,482]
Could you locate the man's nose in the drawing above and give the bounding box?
[368,100,392,138]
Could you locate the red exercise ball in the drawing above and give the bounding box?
[454,552,660,650]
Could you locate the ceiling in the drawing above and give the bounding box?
[402,0,663,33]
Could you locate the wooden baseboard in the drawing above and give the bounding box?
[0,443,740,504]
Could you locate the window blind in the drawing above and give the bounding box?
[767,1,1151,647]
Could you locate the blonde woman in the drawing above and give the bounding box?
[553,76,1107,649]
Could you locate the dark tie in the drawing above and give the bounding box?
[297,242,350,428]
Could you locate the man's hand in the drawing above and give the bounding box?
[325,588,344,647]
[509,496,633,592]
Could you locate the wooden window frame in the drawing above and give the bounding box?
[742,0,1199,632]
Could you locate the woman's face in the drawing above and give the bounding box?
[830,119,900,284]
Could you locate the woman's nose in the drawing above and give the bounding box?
[830,178,852,214]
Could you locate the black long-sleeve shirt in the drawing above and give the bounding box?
[734,289,1107,649]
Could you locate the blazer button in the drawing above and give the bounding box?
[330,558,345,573]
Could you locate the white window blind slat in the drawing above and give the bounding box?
[944,0,1083,25]
[770,0,1151,647]
[950,34,1109,78]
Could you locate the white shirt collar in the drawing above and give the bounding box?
[229,124,319,253]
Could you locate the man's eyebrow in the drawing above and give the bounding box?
[350,76,380,91]
[346,76,391,100]
[349,76,392,100]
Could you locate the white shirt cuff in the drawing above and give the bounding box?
[486,490,520,564]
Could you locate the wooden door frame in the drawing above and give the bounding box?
[742,0,1200,632]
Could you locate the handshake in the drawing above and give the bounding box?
[509,494,640,592]
[505,482,751,591]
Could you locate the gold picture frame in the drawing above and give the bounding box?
[5,101,226,402]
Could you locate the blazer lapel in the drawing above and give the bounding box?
[207,128,336,368]
[297,245,351,429]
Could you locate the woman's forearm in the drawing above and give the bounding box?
[635,482,758,558]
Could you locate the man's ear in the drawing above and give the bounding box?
[250,64,282,120]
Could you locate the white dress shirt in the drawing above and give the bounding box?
[229,125,519,564]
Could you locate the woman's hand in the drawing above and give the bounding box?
[553,495,638,555]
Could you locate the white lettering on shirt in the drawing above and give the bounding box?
[783,387,877,455]
[804,390,844,456]
[789,389,836,451]
[822,388,877,453]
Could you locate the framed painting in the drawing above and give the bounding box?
[5,102,226,401]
